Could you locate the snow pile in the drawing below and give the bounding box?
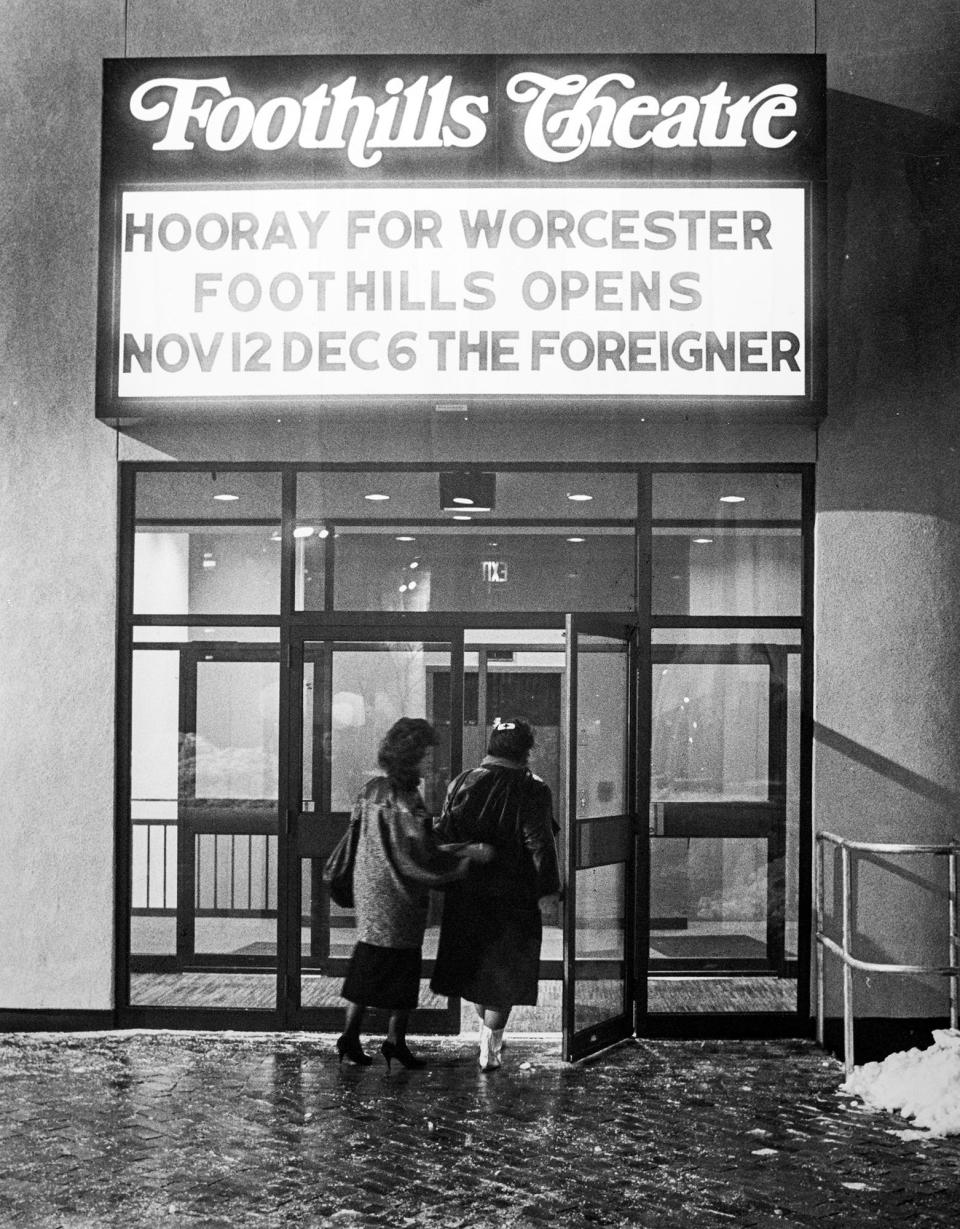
[840,1028,960,1139]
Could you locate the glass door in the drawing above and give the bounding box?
[284,626,462,1032]
[648,644,790,979]
[562,614,640,1061]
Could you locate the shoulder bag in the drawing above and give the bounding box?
[323,816,361,909]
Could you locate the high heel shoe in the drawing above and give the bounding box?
[336,1033,372,1066]
[380,1039,427,1071]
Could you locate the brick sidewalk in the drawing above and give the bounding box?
[1,1032,958,1227]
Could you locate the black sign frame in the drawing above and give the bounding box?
[96,54,826,422]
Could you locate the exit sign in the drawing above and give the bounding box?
[482,560,508,583]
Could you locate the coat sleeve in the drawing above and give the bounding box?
[430,774,463,844]
[520,779,562,899]
[382,791,475,888]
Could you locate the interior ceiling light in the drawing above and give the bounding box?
[293,525,315,539]
[213,493,239,501]
[693,537,714,544]
[395,535,415,542]
[567,536,585,543]
[364,492,390,501]
[409,561,419,570]
[202,559,216,568]
[440,470,495,513]
[452,514,472,521]
[408,580,417,591]
[317,527,330,539]
[719,495,745,503]
[566,493,593,502]
[270,531,282,542]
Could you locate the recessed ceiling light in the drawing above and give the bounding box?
[409,561,419,570]
[408,580,417,591]
[364,493,390,501]
[399,583,408,593]
[202,559,216,569]
[693,537,714,544]
[395,535,415,542]
[567,536,585,543]
[567,493,593,502]
[293,525,314,539]
[719,495,745,503]
[317,528,330,539]
[213,493,239,502]
[270,531,282,542]
[452,496,474,505]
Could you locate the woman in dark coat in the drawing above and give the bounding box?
[430,718,562,1071]
[338,717,492,1070]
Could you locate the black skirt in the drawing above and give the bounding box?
[341,941,422,1010]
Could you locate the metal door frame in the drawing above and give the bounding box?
[648,642,791,976]
[282,620,464,1032]
[562,613,641,1062]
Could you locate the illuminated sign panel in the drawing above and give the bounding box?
[97,55,825,417]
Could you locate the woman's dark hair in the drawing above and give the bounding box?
[378,717,437,786]
[487,717,535,762]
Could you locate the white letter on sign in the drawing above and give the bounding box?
[129,77,232,150]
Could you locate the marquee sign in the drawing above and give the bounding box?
[96,55,825,417]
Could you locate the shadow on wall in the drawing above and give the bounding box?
[823,89,960,523]
[814,721,960,813]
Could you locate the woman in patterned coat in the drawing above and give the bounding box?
[338,717,493,1070]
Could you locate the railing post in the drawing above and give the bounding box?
[950,846,959,1032]
[815,833,824,1047]
[841,843,854,1077]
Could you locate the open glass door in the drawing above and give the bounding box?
[562,614,640,1061]
[285,627,462,1033]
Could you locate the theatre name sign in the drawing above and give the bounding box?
[96,55,825,417]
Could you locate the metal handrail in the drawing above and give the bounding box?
[815,830,960,1076]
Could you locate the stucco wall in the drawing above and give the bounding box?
[3,0,960,1019]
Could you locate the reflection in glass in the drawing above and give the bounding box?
[296,470,638,521]
[130,643,281,1006]
[652,471,801,520]
[136,469,281,520]
[319,528,634,613]
[652,662,769,802]
[574,864,626,1033]
[134,526,281,615]
[576,637,628,818]
[652,527,801,617]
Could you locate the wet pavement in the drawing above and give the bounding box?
[1,1031,958,1228]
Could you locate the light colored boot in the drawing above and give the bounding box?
[479,1024,504,1071]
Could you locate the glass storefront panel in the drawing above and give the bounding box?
[136,470,281,520]
[296,469,637,522]
[652,660,770,802]
[122,464,809,1030]
[134,526,281,615]
[319,526,634,612]
[129,633,280,1009]
[652,472,801,521]
[648,627,800,1013]
[652,526,801,617]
